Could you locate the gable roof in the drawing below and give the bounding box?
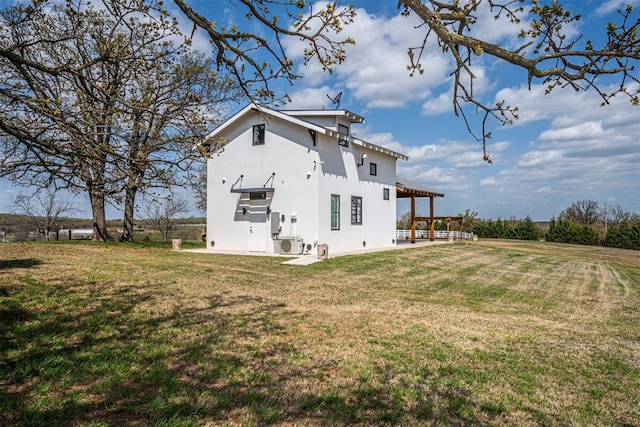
[204,103,408,161]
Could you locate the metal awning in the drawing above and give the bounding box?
[230,187,274,194]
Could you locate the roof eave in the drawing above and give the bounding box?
[351,138,408,161]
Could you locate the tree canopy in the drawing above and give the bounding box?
[0,0,238,240]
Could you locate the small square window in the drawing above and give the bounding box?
[383,188,389,200]
[369,162,377,176]
[252,124,265,145]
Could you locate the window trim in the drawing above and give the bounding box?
[351,196,362,225]
[252,124,265,146]
[331,194,340,230]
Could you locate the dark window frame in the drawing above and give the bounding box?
[331,194,340,230]
[338,124,349,147]
[351,196,362,225]
[252,124,265,146]
[383,188,390,200]
[369,162,377,176]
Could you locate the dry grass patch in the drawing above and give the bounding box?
[1,240,639,426]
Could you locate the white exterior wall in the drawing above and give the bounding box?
[315,139,397,253]
[207,111,320,252]
[206,107,400,254]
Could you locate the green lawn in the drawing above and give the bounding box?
[1,240,639,426]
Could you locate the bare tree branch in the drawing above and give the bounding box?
[171,0,355,104]
[397,0,639,160]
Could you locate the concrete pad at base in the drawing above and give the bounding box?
[281,255,323,265]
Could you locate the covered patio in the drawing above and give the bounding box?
[396,177,445,243]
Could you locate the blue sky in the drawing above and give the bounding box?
[1,0,639,221]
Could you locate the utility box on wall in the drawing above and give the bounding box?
[270,211,280,235]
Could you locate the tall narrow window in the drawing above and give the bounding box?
[338,124,349,147]
[351,196,362,225]
[331,194,340,230]
[383,188,390,200]
[252,124,265,145]
[369,162,377,176]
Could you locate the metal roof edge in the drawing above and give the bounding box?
[351,138,409,161]
[281,109,365,123]
[396,177,445,197]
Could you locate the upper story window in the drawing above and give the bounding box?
[252,124,265,146]
[383,188,390,200]
[369,162,377,176]
[338,124,349,147]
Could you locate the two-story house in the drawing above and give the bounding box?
[202,103,441,255]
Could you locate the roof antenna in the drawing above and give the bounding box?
[326,91,342,109]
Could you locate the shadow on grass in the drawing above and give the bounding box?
[0,258,42,270]
[0,278,541,426]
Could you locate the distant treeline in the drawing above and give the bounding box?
[473,217,640,250]
[452,200,639,250]
[472,216,541,241]
[0,213,205,231]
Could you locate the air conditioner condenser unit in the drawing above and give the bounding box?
[278,236,304,255]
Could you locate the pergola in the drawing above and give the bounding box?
[396,177,445,243]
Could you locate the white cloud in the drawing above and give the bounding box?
[283,1,557,113]
[285,86,336,110]
[539,122,604,142]
[594,0,640,16]
[284,4,452,108]
[536,186,553,194]
[517,150,563,168]
[467,0,531,46]
[479,176,504,187]
[421,65,493,115]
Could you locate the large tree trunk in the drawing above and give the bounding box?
[120,184,137,242]
[89,188,111,241]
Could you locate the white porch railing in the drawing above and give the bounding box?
[396,229,475,240]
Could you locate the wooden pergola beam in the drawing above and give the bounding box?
[410,195,416,243]
[430,196,435,241]
[396,178,445,243]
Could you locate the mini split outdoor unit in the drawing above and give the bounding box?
[278,236,304,255]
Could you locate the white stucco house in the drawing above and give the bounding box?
[202,103,442,255]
